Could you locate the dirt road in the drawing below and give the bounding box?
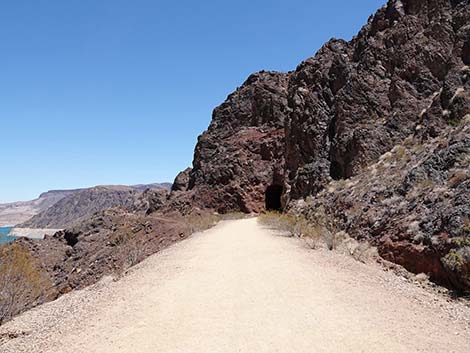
[1,218,469,352]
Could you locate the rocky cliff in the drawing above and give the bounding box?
[169,0,469,290]
[285,0,469,201]
[169,71,290,213]
[180,0,469,209]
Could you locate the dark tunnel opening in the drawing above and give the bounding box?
[265,185,283,211]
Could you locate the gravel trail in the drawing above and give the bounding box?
[1,218,469,353]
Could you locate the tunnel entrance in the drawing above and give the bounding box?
[265,185,283,211]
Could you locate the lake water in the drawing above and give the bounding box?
[0,227,17,244]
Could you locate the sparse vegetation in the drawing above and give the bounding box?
[351,241,376,263]
[125,239,145,268]
[393,145,407,161]
[259,211,378,263]
[185,211,249,234]
[442,249,464,271]
[0,244,50,325]
[258,211,325,248]
[185,213,221,233]
[448,171,467,188]
[450,236,470,248]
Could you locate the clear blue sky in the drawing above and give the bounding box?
[0,0,385,202]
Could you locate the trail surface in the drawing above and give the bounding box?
[1,218,469,353]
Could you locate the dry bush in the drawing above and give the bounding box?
[448,171,467,188]
[0,244,50,325]
[324,230,347,251]
[185,213,221,233]
[393,145,407,161]
[258,212,324,249]
[219,212,248,221]
[351,242,376,263]
[125,240,144,268]
[185,211,249,233]
[259,211,378,262]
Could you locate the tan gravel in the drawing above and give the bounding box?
[1,218,469,353]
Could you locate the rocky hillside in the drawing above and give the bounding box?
[176,0,469,209]
[0,190,79,227]
[8,208,193,317]
[284,0,469,201]
[167,0,469,290]
[166,72,289,214]
[20,185,170,229]
[294,117,469,291]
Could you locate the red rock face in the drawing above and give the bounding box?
[180,71,290,213]
[176,1,469,213]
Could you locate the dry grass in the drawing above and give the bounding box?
[0,244,51,325]
[448,171,467,188]
[258,212,328,249]
[258,211,377,262]
[184,213,221,234]
[184,212,248,234]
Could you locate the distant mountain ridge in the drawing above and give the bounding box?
[0,183,171,227]
[0,190,79,227]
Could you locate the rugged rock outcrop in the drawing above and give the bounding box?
[171,71,290,213]
[132,188,169,215]
[175,0,469,215]
[285,0,470,201]
[171,168,192,192]
[168,0,469,290]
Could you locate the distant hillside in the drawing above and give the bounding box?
[0,190,79,227]
[19,184,170,229]
[1,183,171,228]
[132,182,172,191]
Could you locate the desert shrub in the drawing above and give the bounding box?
[0,244,50,325]
[416,178,435,191]
[442,249,464,271]
[451,237,470,248]
[259,211,379,262]
[185,211,249,233]
[393,145,407,161]
[125,240,144,268]
[323,230,346,251]
[448,171,467,188]
[219,212,248,221]
[185,213,221,233]
[259,212,302,237]
[259,212,330,249]
[403,135,415,146]
[111,230,132,246]
[351,242,376,263]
